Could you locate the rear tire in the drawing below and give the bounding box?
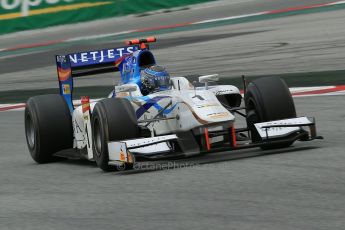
[25,94,73,163]
[91,98,138,171]
[245,77,296,149]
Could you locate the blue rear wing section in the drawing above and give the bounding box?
[55,45,140,113]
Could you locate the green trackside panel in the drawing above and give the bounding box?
[0,0,215,35]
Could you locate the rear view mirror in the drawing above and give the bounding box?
[199,74,219,89]
[199,74,219,83]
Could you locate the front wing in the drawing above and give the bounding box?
[107,117,321,165]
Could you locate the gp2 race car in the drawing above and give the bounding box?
[24,37,322,171]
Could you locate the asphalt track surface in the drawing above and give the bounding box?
[1,0,345,229]
[1,96,344,230]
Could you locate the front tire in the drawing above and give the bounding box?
[25,94,73,163]
[91,98,139,171]
[245,77,296,149]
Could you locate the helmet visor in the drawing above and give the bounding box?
[155,75,170,90]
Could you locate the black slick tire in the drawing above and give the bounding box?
[91,98,138,171]
[25,94,73,163]
[245,77,297,149]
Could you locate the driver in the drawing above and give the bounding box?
[140,65,171,95]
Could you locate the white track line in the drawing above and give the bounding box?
[66,30,135,42]
[289,86,334,93]
[193,12,266,24]
[329,0,345,5]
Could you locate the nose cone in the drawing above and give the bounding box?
[182,90,235,124]
[194,103,234,123]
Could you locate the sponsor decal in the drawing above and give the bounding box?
[215,89,233,95]
[68,46,137,67]
[127,151,133,163]
[254,117,312,139]
[81,96,90,113]
[56,55,67,63]
[121,60,131,75]
[0,0,112,20]
[196,103,219,108]
[115,53,131,68]
[119,147,126,162]
[62,84,71,94]
[73,118,83,133]
[57,67,71,81]
[135,96,171,119]
[207,112,229,119]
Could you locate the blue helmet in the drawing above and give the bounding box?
[140,65,170,95]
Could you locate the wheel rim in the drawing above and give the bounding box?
[246,99,260,124]
[246,98,262,142]
[25,114,35,149]
[93,118,102,157]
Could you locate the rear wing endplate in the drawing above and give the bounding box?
[56,45,140,112]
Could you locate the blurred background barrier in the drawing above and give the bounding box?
[0,0,214,35]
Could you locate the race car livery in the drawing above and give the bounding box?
[24,37,322,171]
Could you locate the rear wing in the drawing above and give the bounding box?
[56,45,140,77]
[56,45,140,112]
[56,37,157,113]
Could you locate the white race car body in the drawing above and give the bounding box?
[72,77,239,154]
[71,76,317,167]
[24,38,321,171]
